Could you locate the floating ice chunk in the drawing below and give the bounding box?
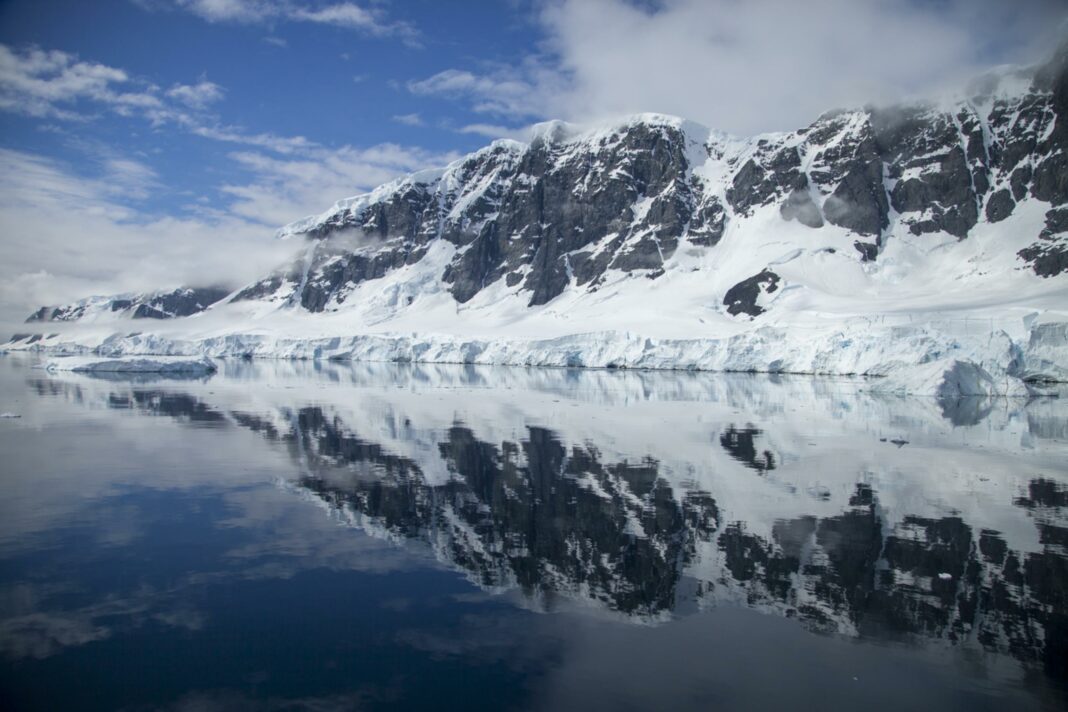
[938,572,953,580]
[45,356,217,375]
[0,412,20,418]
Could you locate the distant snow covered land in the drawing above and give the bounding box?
[7,43,1068,397]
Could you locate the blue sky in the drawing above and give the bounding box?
[0,0,1065,324]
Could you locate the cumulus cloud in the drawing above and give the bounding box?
[0,44,149,120]
[0,43,232,129]
[409,0,1068,135]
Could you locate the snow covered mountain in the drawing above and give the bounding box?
[241,40,1068,312]
[26,287,230,323]
[8,42,1068,395]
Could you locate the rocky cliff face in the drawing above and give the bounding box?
[224,43,1068,318]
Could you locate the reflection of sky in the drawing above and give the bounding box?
[0,355,1066,710]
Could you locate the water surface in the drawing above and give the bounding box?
[0,355,1066,711]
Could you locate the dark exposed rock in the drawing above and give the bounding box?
[25,307,53,323]
[723,269,780,317]
[1016,242,1068,277]
[854,241,879,262]
[134,287,231,319]
[1018,208,1068,277]
[985,189,1015,223]
[1010,165,1033,201]
[688,196,727,246]
[823,140,888,237]
[1032,153,1068,206]
[727,146,806,217]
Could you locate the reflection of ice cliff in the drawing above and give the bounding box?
[34,361,1068,675]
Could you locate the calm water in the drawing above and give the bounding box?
[0,354,1066,711]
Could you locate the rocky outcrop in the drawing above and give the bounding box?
[723,270,780,317]
[27,287,230,323]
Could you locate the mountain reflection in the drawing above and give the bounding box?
[26,363,1068,681]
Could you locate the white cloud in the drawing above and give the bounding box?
[172,0,273,23]
[163,0,417,39]
[0,44,229,130]
[101,157,161,200]
[0,148,300,327]
[0,44,146,119]
[409,0,1068,135]
[392,112,424,127]
[407,63,560,118]
[0,44,325,156]
[457,123,530,141]
[185,122,315,154]
[220,142,460,227]
[0,138,461,326]
[166,80,224,108]
[290,3,377,31]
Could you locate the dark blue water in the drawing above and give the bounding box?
[0,355,1065,711]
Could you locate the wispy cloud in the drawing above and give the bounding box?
[457,123,530,141]
[407,62,559,119]
[185,122,315,154]
[392,112,424,127]
[158,1,418,41]
[0,43,319,156]
[166,79,224,108]
[220,142,460,227]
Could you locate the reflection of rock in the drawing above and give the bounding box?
[35,371,1068,679]
[295,414,716,617]
[720,425,776,472]
[276,405,1068,676]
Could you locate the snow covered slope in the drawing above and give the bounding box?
[7,43,1068,395]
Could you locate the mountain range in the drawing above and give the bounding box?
[8,41,1068,396]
